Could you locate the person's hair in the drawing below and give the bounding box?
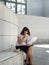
[20,27,30,36]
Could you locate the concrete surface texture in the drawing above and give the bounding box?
[32,44,49,65]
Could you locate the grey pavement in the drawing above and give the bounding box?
[32,44,49,65]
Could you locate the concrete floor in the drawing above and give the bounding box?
[32,44,49,65]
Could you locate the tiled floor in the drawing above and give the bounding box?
[32,44,49,65]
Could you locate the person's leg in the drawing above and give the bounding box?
[24,46,30,65]
[16,46,32,65]
[26,54,29,64]
[27,47,32,65]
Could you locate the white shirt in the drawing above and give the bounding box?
[16,34,29,46]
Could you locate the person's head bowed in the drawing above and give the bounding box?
[20,27,30,36]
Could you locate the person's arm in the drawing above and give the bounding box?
[17,36,22,44]
[17,36,25,44]
[31,42,36,46]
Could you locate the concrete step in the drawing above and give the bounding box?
[0,49,24,65]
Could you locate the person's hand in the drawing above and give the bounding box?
[23,34,28,38]
[31,42,35,46]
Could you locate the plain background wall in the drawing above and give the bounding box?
[27,0,43,16]
[27,0,49,17]
[43,0,49,17]
[17,14,49,39]
[0,1,4,4]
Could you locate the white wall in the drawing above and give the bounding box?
[0,4,18,51]
[27,0,43,16]
[43,0,49,17]
[27,0,49,17]
[0,1,4,5]
[17,14,49,39]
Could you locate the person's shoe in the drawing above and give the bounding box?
[29,63,31,65]
[26,63,30,65]
[24,58,30,63]
[24,59,26,62]
[28,58,30,62]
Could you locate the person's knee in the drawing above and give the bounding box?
[28,50,32,56]
[29,53,32,58]
[28,47,32,53]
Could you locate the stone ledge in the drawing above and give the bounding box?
[0,48,22,62]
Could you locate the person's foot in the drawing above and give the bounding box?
[24,58,30,63]
[24,59,26,62]
[29,63,32,65]
[26,63,30,65]
[28,58,30,62]
[24,59,30,65]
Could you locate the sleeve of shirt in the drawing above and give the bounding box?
[18,34,21,37]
